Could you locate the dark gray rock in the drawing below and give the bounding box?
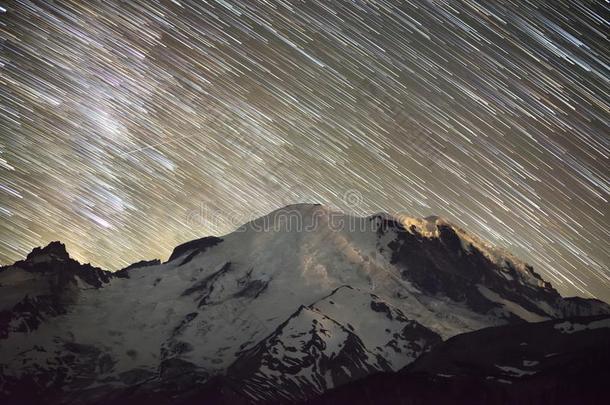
[167,236,223,264]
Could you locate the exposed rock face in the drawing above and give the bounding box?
[378,216,576,321]
[376,215,610,326]
[167,236,224,264]
[115,259,161,278]
[0,241,111,340]
[26,241,71,262]
[0,205,608,404]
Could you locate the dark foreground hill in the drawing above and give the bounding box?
[307,315,610,405]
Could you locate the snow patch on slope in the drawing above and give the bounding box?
[554,318,610,334]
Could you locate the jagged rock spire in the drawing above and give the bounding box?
[26,241,70,261]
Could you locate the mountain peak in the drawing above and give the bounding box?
[25,241,70,263]
[396,214,452,236]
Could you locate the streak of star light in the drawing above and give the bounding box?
[0,0,608,301]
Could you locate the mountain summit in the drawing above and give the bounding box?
[25,241,70,262]
[1,204,608,404]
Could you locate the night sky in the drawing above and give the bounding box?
[0,1,608,301]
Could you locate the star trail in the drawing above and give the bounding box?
[0,0,608,301]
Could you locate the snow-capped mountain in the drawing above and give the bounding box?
[1,204,608,404]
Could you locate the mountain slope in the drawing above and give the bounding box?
[310,315,610,405]
[0,204,608,403]
[226,286,441,403]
